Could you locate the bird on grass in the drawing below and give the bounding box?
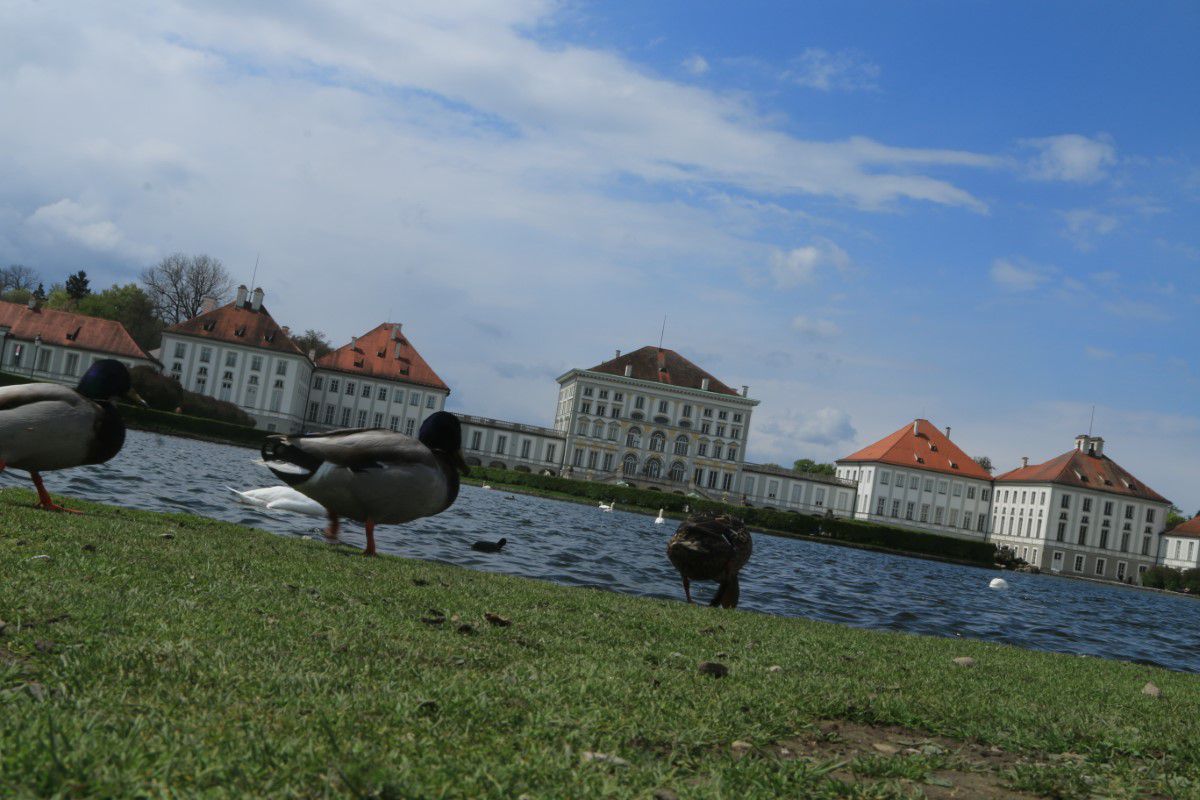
[261,411,468,556]
[666,513,753,609]
[0,359,144,513]
[471,537,507,553]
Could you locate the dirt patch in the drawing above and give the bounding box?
[768,719,1034,799]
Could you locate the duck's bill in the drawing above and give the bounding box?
[452,450,470,476]
[125,387,148,406]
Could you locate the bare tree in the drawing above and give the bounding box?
[0,264,41,294]
[141,253,233,325]
[292,329,334,359]
[973,455,994,473]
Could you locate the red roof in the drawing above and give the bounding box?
[1168,517,1200,539]
[838,419,993,480]
[165,300,306,357]
[316,323,448,392]
[0,300,154,363]
[586,346,741,396]
[995,449,1169,504]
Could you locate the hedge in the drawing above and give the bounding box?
[468,466,997,565]
[1142,565,1200,594]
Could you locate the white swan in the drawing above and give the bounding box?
[654,508,665,525]
[481,484,492,490]
[228,486,326,518]
[599,500,614,512]
[989,577,1010,590]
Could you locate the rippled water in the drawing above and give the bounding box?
[6,430,1200,673]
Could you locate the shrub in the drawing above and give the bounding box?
[131,366,253,426]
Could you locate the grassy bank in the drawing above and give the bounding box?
[2,490,1198,798]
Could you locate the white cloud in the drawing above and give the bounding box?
[791,316,840,338]
[25,198,151,259]
[1022,134,1117,183]
[1061,208,1118,251]
[990,258,1050,291]
[758,407,857,451]
[681,54,709,75]
[781,48,880,92]
[769,239,851,287]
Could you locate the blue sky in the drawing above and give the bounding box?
[1,1,1197,509]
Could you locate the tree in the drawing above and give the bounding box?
[140,253,233,325]
[77,284,163,352]
[32,283,46,302]
[292,329,333,359]
[0,264,40,294]
[974,455,994,473]
[65,270,91,301]
[1166,505,1189,532]
[793,458,836,476]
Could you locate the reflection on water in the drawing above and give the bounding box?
[5,430,1200,673]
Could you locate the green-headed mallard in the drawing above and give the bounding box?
[260,411,468,556]
[666,512,753,608]
[0,359,143,512]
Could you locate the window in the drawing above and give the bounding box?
[173,343,186,359]
[199,347,212,363]
[405,419,415,436]
[470,431,482,450]
[1077,525,1088,546]
[591,420,604,438]
[1141,537,1151,556]
[727,447,737,461]
[880,472,890,486]
[733,413,742,423]
[718,410,728,420]
[572,448,584,467]
[716,424,726,438]
[224,352,237,367]
[613,393,623,402]
[634,396,645,410]
[607,423,619,441]
[587,451,599,470]
[623,454,638,476]
[952,483,962,497]
[251,356,263,371]
[700,422,711,435]
[1120,532,1130,552]
[361,383,371,398]
[582,387,593,397]
[923,478,933,492]
[580,402,592,414]
[722,473,733,491]
[669,461,685,482]
[649,431,666,452]
[707,471,718,489]
[219,371,233,401]
[674,435,688,456]
[964,511,973,529]
[1061,494,1071,509]
[276,361,288,376]
[340,408,351,426]
[546,444,556,463]
[1056,522,1066,541]
[712,444,723,459]
[495,435,507,455]
[949,509,959,527]
[937,481,947,495]
[1146,509,1156,524]
[373,412,383,427]
[377,387,387,401]
[520,440,531,459]
[911,475,920,489]
[576,419,588,435]
[657,400,668,414]
[313,376,324,391]
[967,486,976,500]
[1073,555,1084,572]
[394,391,404,405]
[389,416,399,431]
[324,405,335,424]
[1082,498,1092,513]
[681,404,692,418]
[1094,558,1106,576]
[345,381,355,395]
[698,442,708,457]
[626,427,642,448]
[905,502,915,520]
[65,352,80,376]
[978,515,987,533]
[934,507,944,524]
[892,500,901,517]
[876,498,886,515]
[814,488,825,507]
[1124,505,1134,520]
[307,402,320,421]
[410,393,420,407]
[981,489,991,502]
[1116,562,1127,581]
[194,366,208,393]
[329,379,339,393]
[702,408,712,418]
[596,404,606,417]
[920,504,930,522]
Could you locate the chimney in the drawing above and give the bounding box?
[944,426,951,439]
[26,296,38,311]
[307,349,317,361]
[701,377,710,391]
[351,336,358,351]
[1021,456,1029,468]
[913,420,919,436]
[200,296,218,314]
[615,349,621,359]
[741,385,749,397]
[391,323,402,341]
[281,326,290,337]
[250,287,264,312]
[236,285,248,306]
[394,341,402,359]
[624,364,633,377]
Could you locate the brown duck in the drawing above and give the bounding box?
[666,513,752,608]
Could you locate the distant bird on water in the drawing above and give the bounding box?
[666,513,753,608]
[0,359,144,513]
[989,577,1010,590]
[599,500,614,512]
[260,411,468,556]
[471,537,507,553]
[654,508,666,525]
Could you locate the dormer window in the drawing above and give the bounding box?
[234,325,247,337]
[65,326,81,341]
[202,321,216,332]
[264,331,276,343]
[929,442,937,452]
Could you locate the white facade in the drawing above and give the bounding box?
[1,335,155,385]
[305,370,447,435]
[555,352,759,498]
[1161,531,1200,570]
[740,463,857,517]
[838,461,994,541]
[460,415,566,473]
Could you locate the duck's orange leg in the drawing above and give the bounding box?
[30,471,81,514]
[363,519,377,557]
[324,511,340,541]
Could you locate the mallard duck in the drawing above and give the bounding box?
[665,513,753,608]
[0,359,143,513]
[471,537,507,553]
[261,411,468,556]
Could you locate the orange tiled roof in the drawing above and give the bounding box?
[587,346,741,396]
[0,300,154,363]
[837,419,993,480]
[165,300,306,357]
[316,323,448,392]
[995,449,1170,504]
[1168,516,1200,539]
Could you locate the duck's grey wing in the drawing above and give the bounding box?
[285,428,437,469]
[0,384,96,471]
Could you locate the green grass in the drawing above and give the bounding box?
[2,487,1199,798]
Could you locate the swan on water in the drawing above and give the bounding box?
[599,500,614,512]
[989,577,1010,590]
[654,508,666,524]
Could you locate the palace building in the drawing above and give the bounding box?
[992,435,1171,582]
[1161,516,1200,571]
[836,419,995,540]
[0,297,157,383]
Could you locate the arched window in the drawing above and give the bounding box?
[669,461,686,482]
[591,420,604,438]
[649,431,666,452]
[712,441,724,460]
[607,422,619,441]
[622,454,638,476]
[645,457,662,478]
[576,418,589,435]
[626,427,642,448]
[674,435,689,456]
[727,446,738,462]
